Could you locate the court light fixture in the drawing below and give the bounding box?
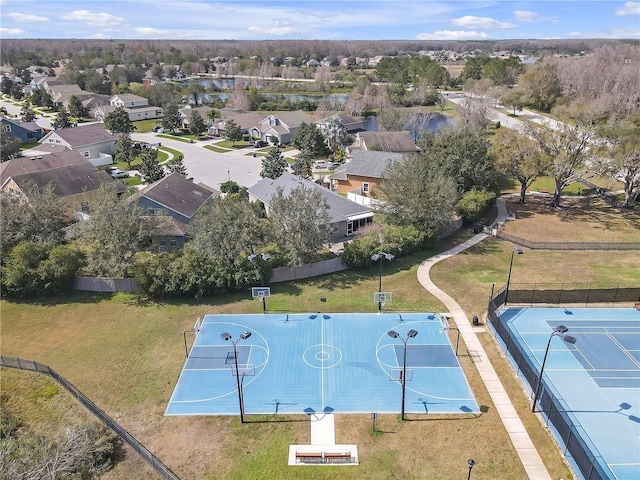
[372,252,395,313]
[467,458,475,479]
[505,247,523,305]
[531,325,577,412]
[221,331,252,423]
[387,329,418,420]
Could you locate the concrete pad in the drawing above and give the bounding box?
[310,413,335,445]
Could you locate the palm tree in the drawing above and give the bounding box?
[321,116,347,155]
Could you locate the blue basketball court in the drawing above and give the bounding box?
[165,313,479,416]
[497,307,640,480]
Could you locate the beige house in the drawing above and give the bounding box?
[35,123,120,167]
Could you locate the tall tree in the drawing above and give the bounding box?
[489,128,548,203]
[595,119,640,207]
[291,122,327,159]
[138,147,165,183]
[1,131,22,161]
[222,119,243,145]
[526,120,594,207]
[189,195,264,265]
[114,132,135,168]
[320,116,347,154]
[518,62,562,112]
[67,94,88,118]
[260,146,287,179]
[20,99,36,122]
[268,185,331,266]
[104,105,134,133]
[166,154,188,176]
[0,179,68,256]
[80,184,157,277]
[188,110,207,138]
[374,154,459,240]
[52,107,73,129]
[418,126,493,192]
[162,103,182,133]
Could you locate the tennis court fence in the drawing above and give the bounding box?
[486,302,611,479]
[0,356,180,480]
[493,282,640,308]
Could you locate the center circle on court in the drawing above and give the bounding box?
[303,344,342,369]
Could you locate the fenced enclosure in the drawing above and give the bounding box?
[0,356,180,480]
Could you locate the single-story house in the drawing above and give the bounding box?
[247,171,374,241]
[1,116,43,144]
[36,123,120,167]
[133,172,219,250]
[329,150,405,206]
[349,130,418,153]
[249,110,316,145]
[179,105,217,130]
[315,113,366,133]
[0,150,124,217]
[208,108,265,138]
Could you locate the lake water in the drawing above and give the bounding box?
[363,113,453,132]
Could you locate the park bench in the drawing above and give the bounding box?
[295,452,323,463]
[295,451,352,464]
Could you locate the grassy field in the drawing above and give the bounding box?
[2,201,639,479]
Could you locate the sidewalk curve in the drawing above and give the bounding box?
[415,200,552,479]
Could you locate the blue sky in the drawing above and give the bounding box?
[1,0,639,40]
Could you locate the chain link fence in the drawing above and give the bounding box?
[486,284,639,480]
[497,231,640,250]
[1,356,180,480]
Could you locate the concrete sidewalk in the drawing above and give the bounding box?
[415,196,552,480]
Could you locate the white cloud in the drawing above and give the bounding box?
[7,12,49,22]
[134,27,176,37]
[616,2,640,16]
[0,27,25,35]
[452,15,515,30]
[416,30,491,40]
[248,25,299,36]
[513,10,537,22]
[60,10,125,27]
[89,33,111,39]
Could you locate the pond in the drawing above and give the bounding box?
[363,112,454,133]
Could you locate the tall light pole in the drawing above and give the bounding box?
[372,252,394,312]
[387,329,418,420]
[505,247,523,305]
[220,331,252,423]
[249,253,270,313]
[467,459,475,479]
[531,325,576,412]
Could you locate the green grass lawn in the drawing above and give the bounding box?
[204,144,232,153]
[5,219,638,478]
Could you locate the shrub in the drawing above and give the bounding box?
[457,188,497,223]
[341,224,426,268]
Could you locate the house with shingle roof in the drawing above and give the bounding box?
[133,172,219,250]
[0,150,124,217]
[247,171,373,241]
[1,116,43,144]
[250,110,316,145]
[329,150,405,206]
[93,94,163,122]
[36,123,120,167]
[198,108,265,138]
[349,130,418,153]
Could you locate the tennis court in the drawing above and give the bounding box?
[165,312,478,416]
[495,307,640,480]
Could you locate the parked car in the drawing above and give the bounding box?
[328,162,341,170]
[110,168,129,179]
[152,126,163,133]
[313,160,329,170]
[254,140,268,148]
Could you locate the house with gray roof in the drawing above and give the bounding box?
[349,130,418,153]
[250,110,316,145]
[1,116,43,144]
[0,150,124,217]
[248,172,373,241]
[133,172,219,250]
[207,108,265,138]
[93,94,163,122]
[329,150,405,206]
[37,123,120,167]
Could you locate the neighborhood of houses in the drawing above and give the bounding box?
[1,70,428,253]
